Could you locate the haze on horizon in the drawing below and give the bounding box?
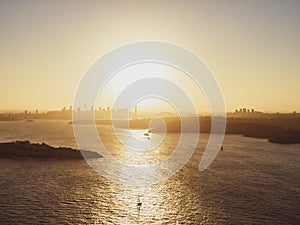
[0,0,299,113]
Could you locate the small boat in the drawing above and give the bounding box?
[137,197,142,210]
[144,132,149,136]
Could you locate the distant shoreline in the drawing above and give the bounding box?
[70,117,300,144]
[1,117,300,145]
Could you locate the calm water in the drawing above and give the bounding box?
[0,120,299,224]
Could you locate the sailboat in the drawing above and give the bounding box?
[137,196,142,209]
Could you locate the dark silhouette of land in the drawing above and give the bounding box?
[89,117,300,144]
[0,141,101,159]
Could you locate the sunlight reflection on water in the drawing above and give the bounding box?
[0,120,299,224]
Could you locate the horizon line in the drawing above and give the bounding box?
[0,108,298,114]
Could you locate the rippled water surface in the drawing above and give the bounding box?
[0,120,299,224]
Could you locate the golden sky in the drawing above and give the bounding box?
[0,0,299,112]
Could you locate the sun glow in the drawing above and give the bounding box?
[96,62,208,114]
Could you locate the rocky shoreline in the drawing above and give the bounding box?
[0,141,101,159]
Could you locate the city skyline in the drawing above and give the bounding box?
[0,104,298,116]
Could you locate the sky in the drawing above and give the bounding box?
[0,0,299,113]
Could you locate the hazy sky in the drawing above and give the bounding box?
[0,0,299,112]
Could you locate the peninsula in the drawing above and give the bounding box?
[0,141,101,159]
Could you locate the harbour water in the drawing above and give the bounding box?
[0,120,299,224]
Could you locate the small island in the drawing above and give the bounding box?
[0,141,102,159]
